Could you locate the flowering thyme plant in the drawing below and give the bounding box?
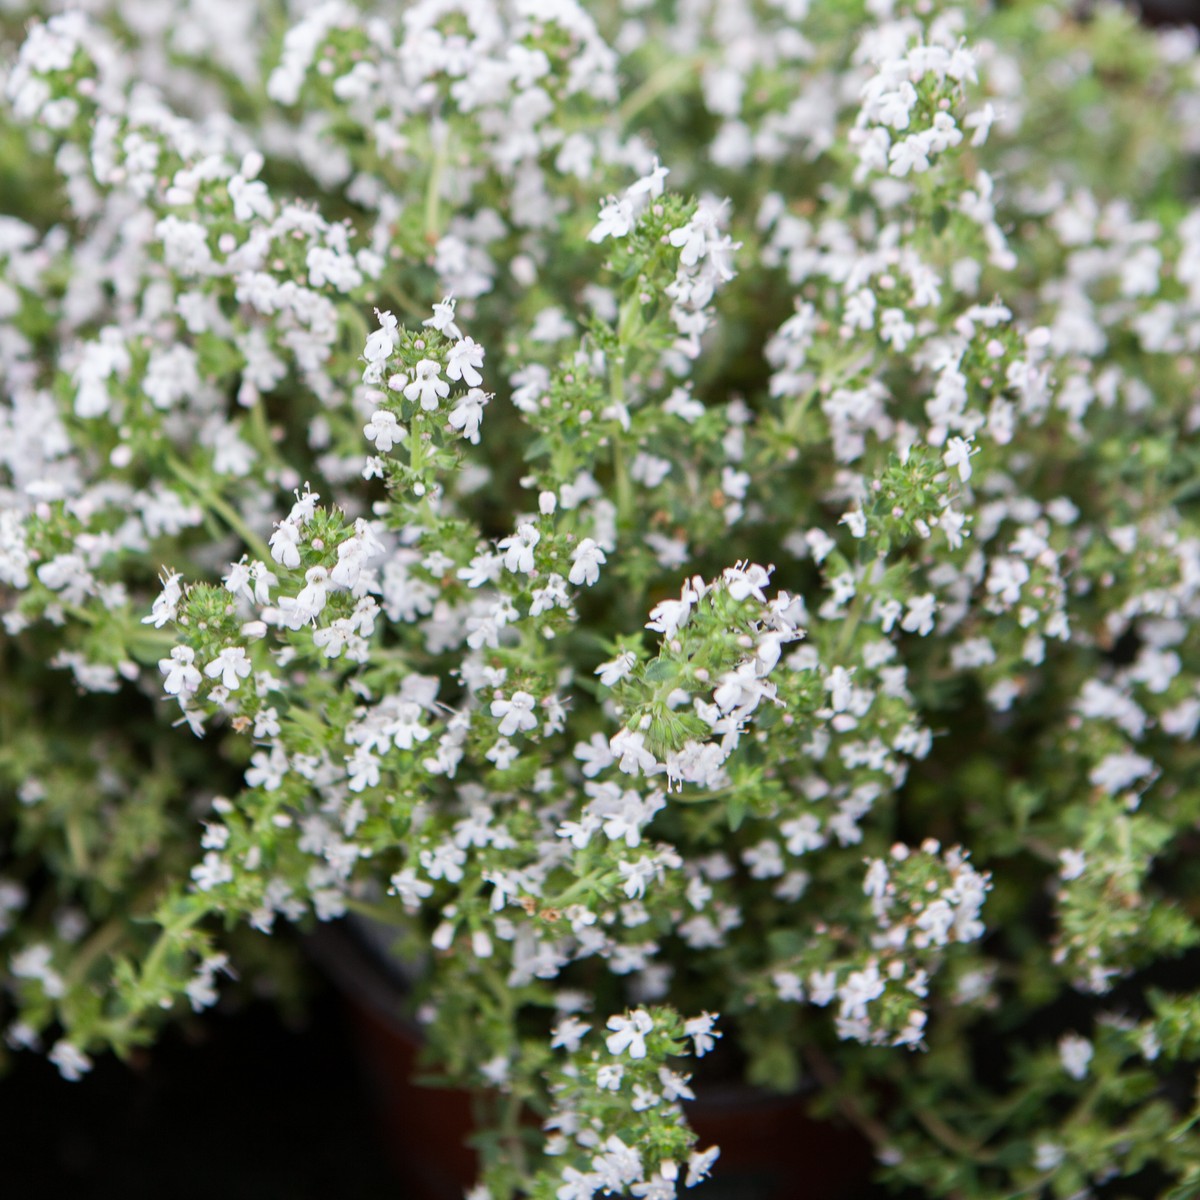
[4,0,1200,1195]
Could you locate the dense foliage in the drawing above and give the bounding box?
[3,1,1200,1196]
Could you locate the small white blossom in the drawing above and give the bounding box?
[203,647,252,690]
[498,524,540,574]
[942,436,976,482]
[491,691,538,737]
[569,538,607,587]
[589,196,634,243]
[49,1041,93,1082]
[448,389,489,444]
[364,309,399,364]
[404,359,450,411]
[1059,1034,1093,1081]
[364,410,403,452]
[595,651,637,687]
[159,646,202,698]
[605,1009,654,1059]
[686,1147,720,1188]
[683,1012,721,1056]
[446,338,485,388]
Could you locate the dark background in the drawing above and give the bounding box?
[0,979,403,1200]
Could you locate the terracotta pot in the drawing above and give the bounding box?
[310,926,874,1200]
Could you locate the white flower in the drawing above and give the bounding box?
[293,566,330,622]
[498,523,540,574]
[596,1064,624,1091]
[986,557,1030,606]
[618,857,657,899]
[575,732,615,778]
[404,359,450,411]
[669,218,708,267]
[550,1016,592,1052]
[645,596,689,637]
[724,562,771,602]
[686,1146,720,1188]
[159,646,202,698]
[203,647,252,690]
[838,963,886,1020]
[595,651,636,687]
[423,297,461,339]
[1058,849,1087,881]
[940,506,968,549]
[12,944,63,996]
[610,729,659,776]
[191,851,234,892]
[841,509,867,538]
[144,571,184,628]
[605,1009,654,1059]
[446,337,484,387]
[269,521,302,569]
[631,1172,675,1200]
[49,1040,92,1082]
[1088,752,1154,795]
[420,842,467,884]
[888,133,931,177]
[875,83,917,129]
[900,594,937,637]
[1059,1033,1093,1081]
[683,1012,721,1056]
[491,691,538,737]
[592,1136,643,1191]
[942,436,976,481]
[364,410,403,452]
[926,112,963,155]
[389,867,434,909]
[588,196,634,243]
[964,103,997,147]
[557,1168,600,1200]
[781,814,826,855]
[628,159,669,202]
[569,538,606,586]
[448,388,489,444]
[1033,1142,1064,1172]
[364,309,398,364]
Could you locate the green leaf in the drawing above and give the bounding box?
[727,792,748,832]
[643,658,676,684]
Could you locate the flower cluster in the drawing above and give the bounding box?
[4,2,1200,1198]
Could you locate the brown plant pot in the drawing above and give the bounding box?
[310,926,875,1200]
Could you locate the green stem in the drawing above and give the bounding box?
[803,1044,894,1151]
[424,128,450,243]
[63,603,100,626]
[612,434,633,529]
[166,456,273,563]
[141,905,208,987]
[542,867,611,909]
[833,581,871,660]
[126,626,180,654]
[476,959,527,1182]
[389,287,427,321]
[344,896,410,928]
[65,812,90,874]
[782,387,818,444]
[912,1104,997,1165]
[246,395,275,460]
[618,56,704,127]
[607,321,637,527]
[668,788,728,805]
[65,917,127,987]
[101,904,210,1039]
